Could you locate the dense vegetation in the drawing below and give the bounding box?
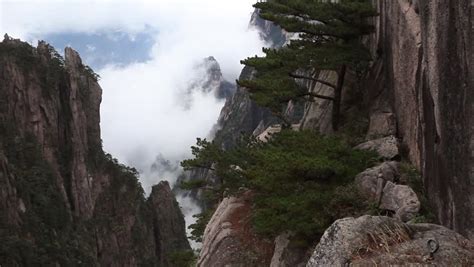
[237,0,377,129]
[0,121,96,266]
[0,40,154,264]
[182,130,377,243]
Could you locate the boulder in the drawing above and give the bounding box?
[380,181,420,222]
[306,216,474,266]
[355,162,420,222]
[355,136,400,160]
[355,161,399,199]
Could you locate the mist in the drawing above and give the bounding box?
[0,0,267,247]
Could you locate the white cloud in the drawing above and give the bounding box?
[1,0,266,246]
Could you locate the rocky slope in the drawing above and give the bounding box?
[0,35,190,266]
[195,1,473,266]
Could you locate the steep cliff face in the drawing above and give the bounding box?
[301,0,474,239]
[148,181,191,266]
[365,0,473,239]
[0,36,190,266]
[212,9,290,149]
[196,1,473,266]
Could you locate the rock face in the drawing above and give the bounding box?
[148,181,191,267]
[198,192,274,267]
[214,66,276,149]
[366,112,397,139]
[306,216,474,266]
[0,37,190,265]
[299,71,338,134]
[213,9,295,149]
[366,0,474,238]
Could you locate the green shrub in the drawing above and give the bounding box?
[183,130,377,243]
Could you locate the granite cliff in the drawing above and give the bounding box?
[0,36,190,266]
[194,1,473,266]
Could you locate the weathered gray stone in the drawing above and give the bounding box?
[306,216,474,266]
[355,161,399,198]
[380,181,420,222]
[355,136,400,159]
[356,162,420,222]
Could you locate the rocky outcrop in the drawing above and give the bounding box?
[355,136,400,160]
[198,191,274,267]
[249,9,288,48]
[356,162,420,222]
[366,0,474,238]
[0,37,190,265]
[306,216,474,266]
[379,181,420,222]
[149,181,191,267]
[213,66,276,149]
[189,56,235,100]
[212,9,295,149]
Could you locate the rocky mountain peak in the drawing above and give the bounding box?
[187,56,235,100]
[64,46,83,68]
[0,38,190,266]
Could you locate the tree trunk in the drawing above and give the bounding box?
[332,65,346,131]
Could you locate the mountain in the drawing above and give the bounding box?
[190,56,235,100]
[194,2,474,266]
[0,35,190,266]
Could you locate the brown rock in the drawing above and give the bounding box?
[198,191,274,267]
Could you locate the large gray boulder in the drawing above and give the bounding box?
[306,216,474,266]
[355,136,400,160]
[355,161,399,199]
[380,181,420,222]
[355,162,420,222]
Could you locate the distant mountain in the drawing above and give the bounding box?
[187,56,235,100]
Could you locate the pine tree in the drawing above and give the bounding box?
[238,0,377,130]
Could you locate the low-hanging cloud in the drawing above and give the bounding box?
[1,0,267,247]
